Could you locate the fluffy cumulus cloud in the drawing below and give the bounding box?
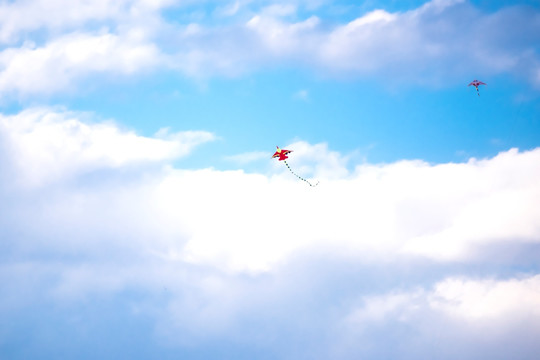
[336,275,540,359]
[242,0,540,85]
[430,275,540,319]
[0,107,215,187]
[0,0,174,44]
[0,0,172,98]
[0,107,539,358]
[0,32,161,96]
[1,0,540,98]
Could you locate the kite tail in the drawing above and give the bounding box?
[477,87,480,96]
[283,160,319,187]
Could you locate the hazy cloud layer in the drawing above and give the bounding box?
[0,107,539,358]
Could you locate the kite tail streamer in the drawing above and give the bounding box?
[477,87,480,96]
[283,160,319,187]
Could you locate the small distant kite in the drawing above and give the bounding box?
[468,79,486,96]
[272,146,319,187]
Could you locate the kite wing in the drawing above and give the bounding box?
[272,146,292,161]
[468,79,486,96]
[468,80,486,87]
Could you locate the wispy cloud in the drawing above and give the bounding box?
[1,0,539,98]
[224,150,270,164]
[165,0,540,86]
[293,89,309,101]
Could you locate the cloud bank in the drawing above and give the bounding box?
[0,107,539,358]
[1,0,539,98]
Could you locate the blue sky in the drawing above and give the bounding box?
[1,0,540,359]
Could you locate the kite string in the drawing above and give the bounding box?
[283,160,319,187]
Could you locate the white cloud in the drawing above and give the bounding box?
[214,0,242,17]
[401,148,540,259]
[337,274,540,359]
[0,32,161,97]
[244,14,321,59]
[0,107,215,188]
[1,109,540,356]
[0,0,126,43]
[345,9,397,28]
[430,275,540,319]
[0,0,174,44]
[346,290,423,324]
[2,108,539,272]
[159,0,540,86]
[346,274,540,326]
[175,144,540,272]
[1,0,538,96]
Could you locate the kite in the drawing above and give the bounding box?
[272,146,319,187]
[468,79,486,96]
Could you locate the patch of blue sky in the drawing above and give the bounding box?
[64,64,539,172]
[160,0,540,28]
[160,0,423,28]
[0,29,47,50]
